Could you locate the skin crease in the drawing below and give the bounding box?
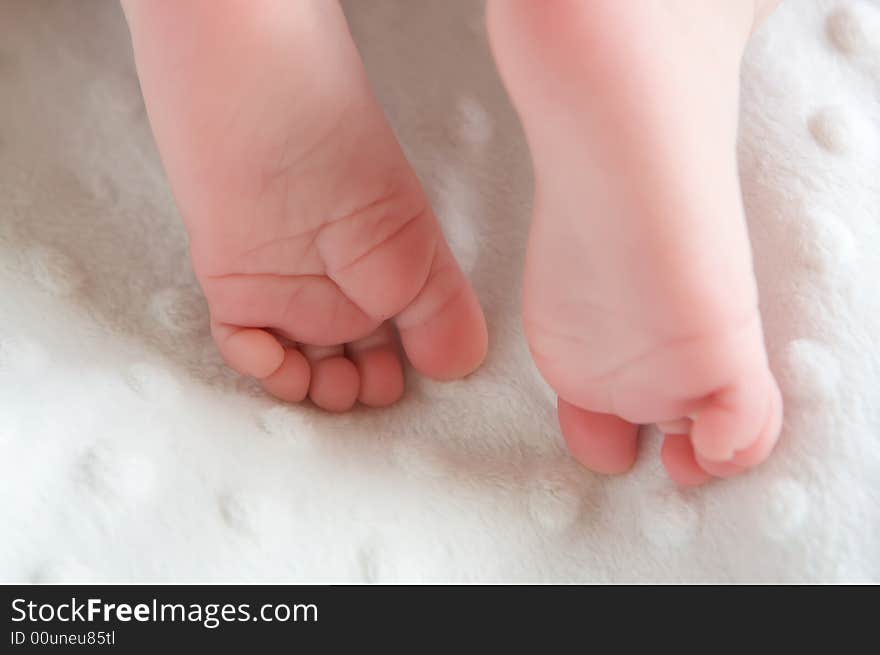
[486,0,783,483]
[122,0,782,483]
[122,0,488,413]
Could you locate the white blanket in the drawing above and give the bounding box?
[1,0,878,583]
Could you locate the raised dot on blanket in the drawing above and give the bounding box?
[391,438,447,479]
[28,245,85,296]
[124,362,181,405]
[357,545,382,583]
[639,492,699,549]
[757,478,810,541]
[256,405,316,450]
[465,6,485,35]
[778,339,841,403]
[808,107,853,154]
[454,96,493,147]
[218,492,254,534]
[217,490,282,539]
[149,286,205,334]
[80,444,156,503]
[430,171,482,276]
[795,210,857,274]
[0,336,50,375]
[528,469,583,531]
[826,2,880,57]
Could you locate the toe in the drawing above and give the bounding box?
[350,349,404,408]
[690,370,781,463]
[662,376,782,484]
[695,452,745,479]
[661,434,712,487]
[346,325,405,408]
[212,323,284,379]
[558,399,639,475]
[731,379,783,468]
[301,345,360,412]
[260,347,311,403]
[395,240,488,381]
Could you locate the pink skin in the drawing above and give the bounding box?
[487,0,783,484]
[122,0,488,412]
[122,0,783,484]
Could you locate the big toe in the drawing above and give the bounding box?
[395,240,488,381]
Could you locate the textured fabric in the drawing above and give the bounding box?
[0,0,878,583]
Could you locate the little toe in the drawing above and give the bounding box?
[695,452,745,479]
[730,380,783,468]
[395,240,488,381]
[690,370,779,463]
[260,347,311,403]
[557,399,639,475]
[663,377,782,484]
[301,345,360,413]
[661,434,713,487]
[212,322,284,380]
[346,325,404,408]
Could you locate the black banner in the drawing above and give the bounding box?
[1,585,875,650]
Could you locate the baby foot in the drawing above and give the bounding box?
[124,0,487,411]
[488,0,783,484]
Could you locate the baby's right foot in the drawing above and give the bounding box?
[123,0,487,411]
[488,0,783,484]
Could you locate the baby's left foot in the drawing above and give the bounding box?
[124,1,488,411]
[488,0,783,485]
